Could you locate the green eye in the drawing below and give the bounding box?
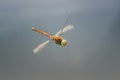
[61,39,67,46]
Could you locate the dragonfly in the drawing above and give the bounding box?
[32,25,74,53]
[32,15,74,53]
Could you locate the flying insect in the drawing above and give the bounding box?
[32,25,74,53]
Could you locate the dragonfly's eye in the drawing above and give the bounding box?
[61,39,67,46]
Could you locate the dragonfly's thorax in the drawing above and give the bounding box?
[50,36,67,46]
[50,36,63,42]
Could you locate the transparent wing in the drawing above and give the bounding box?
[55,25,74,36]
[33,40,50,54]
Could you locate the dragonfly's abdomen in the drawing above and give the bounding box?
[32,27,51,38]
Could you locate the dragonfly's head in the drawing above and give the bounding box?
[61,39,67,46]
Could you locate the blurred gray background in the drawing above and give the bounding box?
[0,0,120,80]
